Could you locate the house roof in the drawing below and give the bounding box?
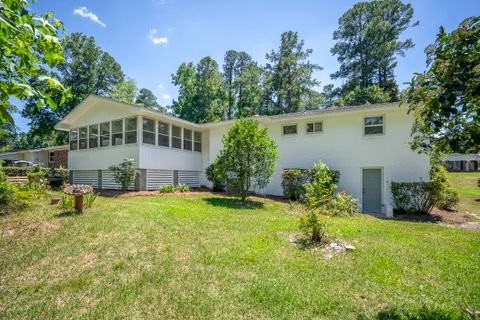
[0,145,69,157]
[55,94,404,131]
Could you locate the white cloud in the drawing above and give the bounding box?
[148,29,168,45]
[162,94,171,100]
[157,83,164,89]
[73,7,106,27]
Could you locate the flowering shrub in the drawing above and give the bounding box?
[328,191,359,216]
[304,161,340,208]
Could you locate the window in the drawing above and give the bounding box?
[70,129,78,150]
[142,118,155,145]
[183,128,192,150]
[89,124,99,148]
[100,122,110,147]
[172,125,182,149]
[364,116,384,135]
[194,131,202,152]
[125,117,137,144]
[306,122,323,134]
[112,119,123,146]
[79,127,88,149]
[158,121,169,147]
[49,152,55,163]
[282,124,297,135]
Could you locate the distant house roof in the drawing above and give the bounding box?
[0,145,68,157]
[55,94,404,130]
[443,153,480,161]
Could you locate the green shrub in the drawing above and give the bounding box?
[0,181,16,206]
[390,181,438,214]
[0,169,6,182]
[298,210,329,243]
[108,159,138,191]
[176,184,190,192]
[430,161,459,210]
[328,191,359,216]
[205,162,224,191]
[281,169,311,200]
[0,166,49,177]
[158,184,176,193]
[61,194,74,209]
[304,161,340,208]
[158,184,190,193]
[84,192,98,208]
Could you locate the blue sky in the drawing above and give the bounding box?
[13,0,480,131]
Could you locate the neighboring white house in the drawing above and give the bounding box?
[442,153,480,172]
[0,145,69,168]
[55,95,430,215]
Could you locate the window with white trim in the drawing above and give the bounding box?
[194,131,202,152]
[70,129,78,150]
[125,117,137,144]
[282,124,297,135]
[89,124,99,148]
[100,122,110,147]
[79,127,88,149]
[158,121,169,147]
[49,152,55,163]
[142,118,155,145]
[172,125,182,149]
[112,119,123,146]
[306,121,323,134]
[183,128,192,150]
[364,116,384,135]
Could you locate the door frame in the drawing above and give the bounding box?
[361,167,384,214]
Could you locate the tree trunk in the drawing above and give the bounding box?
[75,195,84,213]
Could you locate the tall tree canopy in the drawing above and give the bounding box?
[263,31,322,115]
[21,32,125,144]
[403,16,480,154]
[135,88,162,111]
[0,0,69,124]
[222,50,262,119]
[109,78,138,104]
[331,0,418,102]
[172,57,225,123]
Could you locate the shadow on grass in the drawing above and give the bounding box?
[203,197,264,210]
[56,210,80,218]
[359,306,464,320]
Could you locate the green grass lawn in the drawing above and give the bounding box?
[447,171,480,215]
[1,193,479,319]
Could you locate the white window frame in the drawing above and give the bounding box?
[78,126,88,150]
[111,119,124,146]
[124,116,138,144]
[157,121,170,148]
[142,117,156,145]
[306,121,323,134]
[70,129,78,151]
[171,125,182,149]
[363,115,385,136]
[100,122,111,148]
[183,128,193,151]
[281,123,298,136]
[194,131,202,153]
[88,124,99,149]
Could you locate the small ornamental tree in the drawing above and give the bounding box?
[304,161,340,208]
[108,159,138,191]
[215,119,278,201]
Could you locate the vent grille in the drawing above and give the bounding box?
[146,170,174,190]
[72,170,98,187]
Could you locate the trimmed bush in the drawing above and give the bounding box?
[390,182,438,214]
[205,162,224,192]
[430,161,459,210]
[0,166,48,177]
[281,169,311,200]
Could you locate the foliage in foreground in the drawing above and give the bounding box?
[0,0,69,124]
[403,16,480,154]
[213,119,278,201]
[108,159,138,191]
